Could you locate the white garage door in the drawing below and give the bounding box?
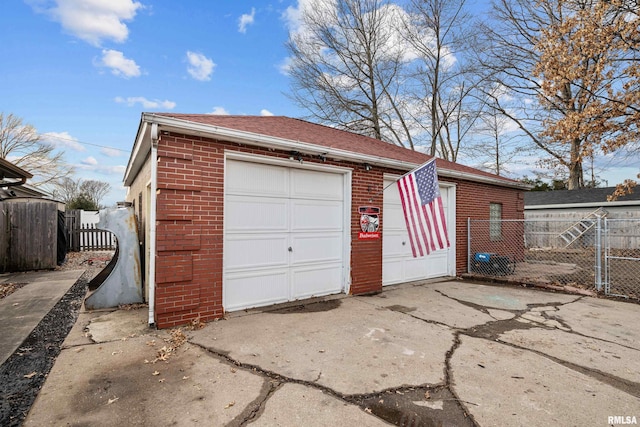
[383,177,455,286]
[224,159,346,311]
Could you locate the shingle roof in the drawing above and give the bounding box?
[155,114,521,186]
[525,187,640,206]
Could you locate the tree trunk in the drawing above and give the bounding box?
[567,138,583,189]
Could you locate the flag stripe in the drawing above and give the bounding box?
[408,175,430,255]
[396,159,450,258]
[398,176,420,257]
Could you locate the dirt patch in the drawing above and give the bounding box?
[357,387,475,427]
[267,299,342,314]
[386,305,417,313]
[0,283,28,300]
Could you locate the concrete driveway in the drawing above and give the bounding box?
[26,280,640,426]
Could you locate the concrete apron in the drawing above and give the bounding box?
[26,280,640,426]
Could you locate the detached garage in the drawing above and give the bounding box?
[124,114,526,328]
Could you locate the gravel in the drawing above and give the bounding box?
[0,251,113,427]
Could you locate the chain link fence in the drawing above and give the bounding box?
[467,218,640,301]
[604,219,640,299]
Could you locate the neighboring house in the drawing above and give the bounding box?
[525,187,640,220]
[0,157,52,199]
[124,113,528,328]
[0,157,33,199]
[2,183,51,199]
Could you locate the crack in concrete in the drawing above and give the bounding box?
[427,293,640,400]
[190,289,637,426]
[378,290,640,423]
[226,378,282,427]
[491,337,640,398]
[190,342,398,425]
[443,332,481,427]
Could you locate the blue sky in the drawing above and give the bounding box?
[2,0,301,206]
[1,0,638,207]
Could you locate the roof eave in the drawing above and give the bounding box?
[0,157,33,180]
[134,113,528,190]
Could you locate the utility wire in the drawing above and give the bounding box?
[40,133,130,154]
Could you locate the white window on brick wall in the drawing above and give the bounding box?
[489,202,502,241]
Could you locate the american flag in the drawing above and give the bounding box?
[397,159,450,257]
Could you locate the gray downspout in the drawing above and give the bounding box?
[148,122,159,327]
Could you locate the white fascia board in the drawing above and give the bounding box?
[525,200,640,210]
[142,113,528,190]
[123,120,150,186]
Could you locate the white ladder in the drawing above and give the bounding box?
[558,207,608,247]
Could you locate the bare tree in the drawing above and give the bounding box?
[53,177,111,209]
[0,112,73,189]
[471,105,523,176]
[52,177,80,205]
[402,0,486,159]
[285,0,417,148]
[80,179,111,208]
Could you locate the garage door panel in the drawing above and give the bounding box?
[225,159,346,312]
[226,196,288,232]
[291,169,343,200]
[292,263,343,299]
[224,270,289,311]
[226,160,288,197]
[384,206,409,230]
[382,232,413,257]
[383,259,403,284]
[384,182,402,204]
[290,233,343,265]
[426,251,449,276]
[403,258,429,281]
[225,235,288,270]
[291,200,343,231]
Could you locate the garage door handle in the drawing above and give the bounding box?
[288,246,293,252]
[402,241,406,246]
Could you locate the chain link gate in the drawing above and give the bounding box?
[603,219,640,299]
[468,217,640,301]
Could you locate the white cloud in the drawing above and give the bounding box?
[41,131,85,152]
[30,0,143,46]
[278,56,293,76]
[100,147,124,157]
[238,8,256,33]
[75,160,126,175]
[260,109,274,116]
[208,106,229,115]
[100,49,141,78]
[186,51,215,81]
[114,96,176,109]
[82,156,98,166]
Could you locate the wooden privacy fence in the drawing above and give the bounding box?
[65,210,116,251]
[1,199,58,272]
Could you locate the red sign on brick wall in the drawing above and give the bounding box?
[358,206,380,240]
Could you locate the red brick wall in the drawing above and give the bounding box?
[454,180,525,267]
[350,166,384,295]
[152,132,523,328]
